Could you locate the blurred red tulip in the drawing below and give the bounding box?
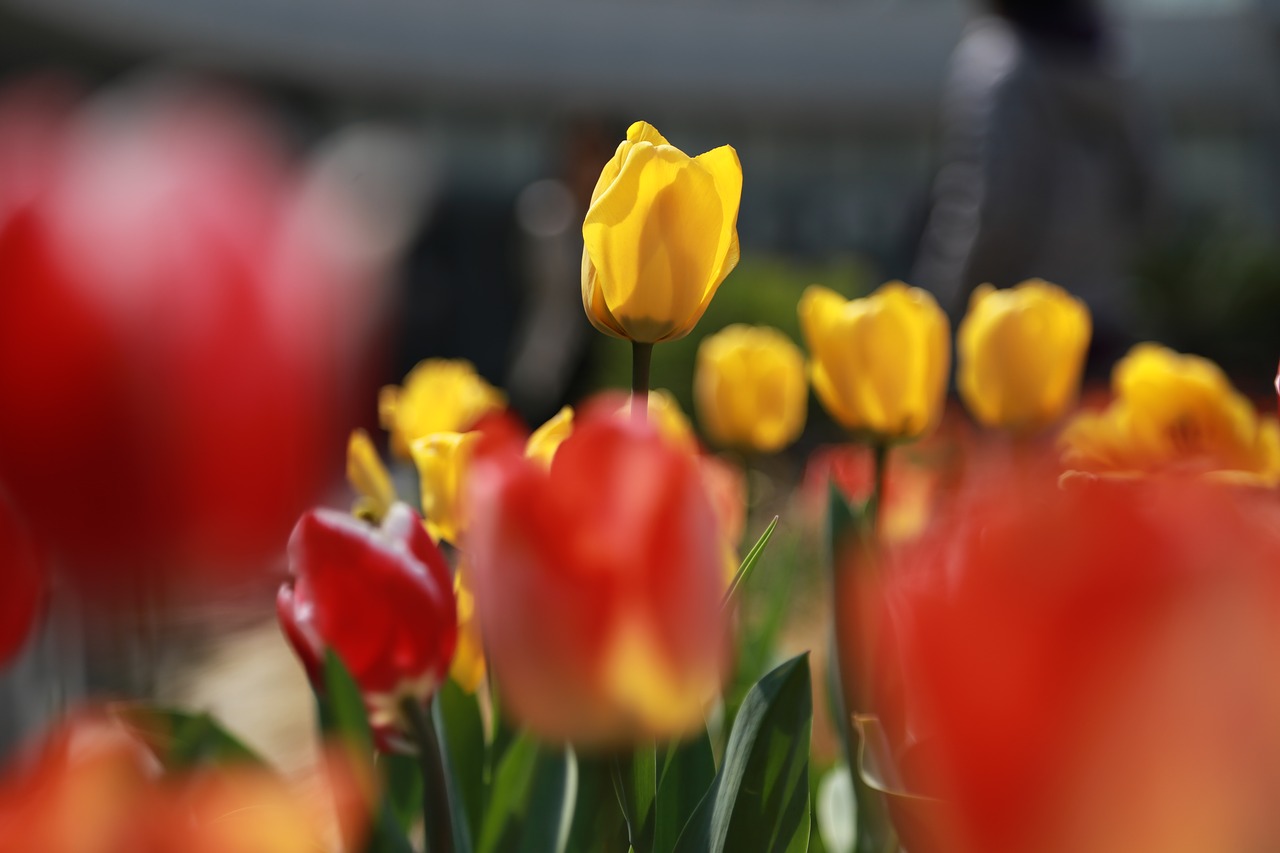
[0,488,45,666]
[278,503,457,748]
[466,403,730,744]
[0,712,366,853]
[866,471,1280,853]
[0,76,379,595]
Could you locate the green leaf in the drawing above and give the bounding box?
[723,516,779,607]
[110,705,265,771]
[565,757,629,853]
[435,679,486,853]
[652,729,716,853]
[674,654,813,853]
[478,734,576,853]
[613,746,658,852]
[378,752,424,834]
[317,651,414,853]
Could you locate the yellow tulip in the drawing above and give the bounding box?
[628,389,698,451]
[581,121,742,344]
[409,431,479,545]
[379,359,504,458]
[347,428,397,524]
[799,282,950,441]
[695,324,807,453]
[957,280,1092,432]
[450,565,486,693]
[1060,343,1280,485]
[525,406,574,469]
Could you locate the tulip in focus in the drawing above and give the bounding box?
[582,122,742,344]
[277,503,457,748]
[863,472,1280,853]
[379,359,505,459]
[695,324,808,453]
[1060,343,1280,485]
[957,280,1091,432]
[466,405,729,744]
[799,283,950,441]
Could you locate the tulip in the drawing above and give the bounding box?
[379,359,505,459]
[957,280,1091,432]
[1060,343,1280,485]
[863,472,1280,853]
[277,502,457,745]
[799,283,950,441]
[0,78,376,594]
[0,488,45,666]
[449,564,486,693]
[466,405,729,744]
[525,406,574,469]
[409,431,479,546]
[347,429,396,524]
[695,324,808,453]
[581,121,742,344]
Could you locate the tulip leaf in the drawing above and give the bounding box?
[110,704,265,771]
[435,679,486,853]
[612,745,658,852]
[565,756,630,853]
[478,734,576,853]
[378,752,423,835]
[318,651,415,853]
[723,516,779,607]
[673,653,813,853]
[652,729,717,853]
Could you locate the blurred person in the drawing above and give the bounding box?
[911,0,1164,369]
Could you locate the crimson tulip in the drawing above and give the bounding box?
[863,471,1280,853]
[277,503,457,747]
[0,76,379,594]
[466,402,730,745]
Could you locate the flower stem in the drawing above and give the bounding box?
[866,441,890,536]
[631,342,653,421]
[401,697,454,853]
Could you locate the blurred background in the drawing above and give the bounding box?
[1,0,1278,769]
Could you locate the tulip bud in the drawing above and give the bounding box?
[799,283,951,441]
[1060,344,1280,485]
[277,503,457,746]
[695,324,807,453]
[409,431,479,546]
[466,406,729,744]
[379,359,505,459]
[582,121,742,344]
[957,281,1091,432]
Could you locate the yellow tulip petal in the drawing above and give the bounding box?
[347,428,396,523]
[526,406,575,469]
[410,431,480,545]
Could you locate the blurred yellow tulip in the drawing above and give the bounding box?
[450,564,486,693]
[695,324,807,453]
[347,429,397,524]
[379,359,504,458]
[1060,343,1280,485]
[799,282,950,441]
[526,406,574,469]
[409,431,479,545]
[958,280,1092,432]
[582,121,742,344]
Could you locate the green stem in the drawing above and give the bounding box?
[866,441,890,536]
[401,697,455,853]
[631,342,653,421]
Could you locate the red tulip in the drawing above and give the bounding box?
[278,503,457,747]
[0,487,45,666]
[866,471,1280,853]
[466,402,730,744]
[0,76,379,595]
